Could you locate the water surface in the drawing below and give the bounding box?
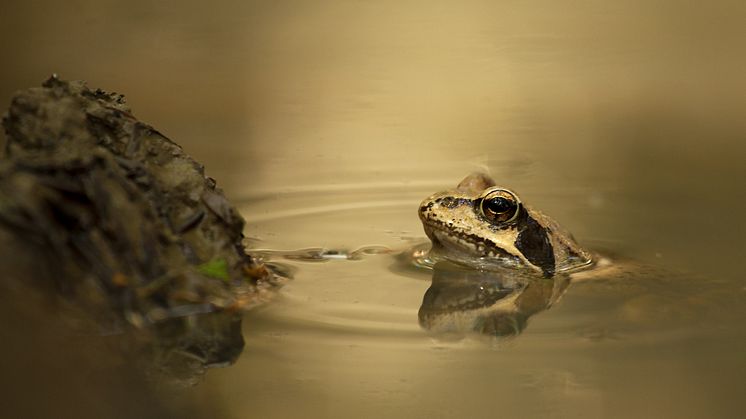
[187,183,745,419]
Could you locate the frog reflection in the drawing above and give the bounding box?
[416,173,592,336]
[418,261,569,336]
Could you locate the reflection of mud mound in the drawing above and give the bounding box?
[0,76,283,382]
[418,261,569,338]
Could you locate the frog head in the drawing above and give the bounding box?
[418,173,592,277]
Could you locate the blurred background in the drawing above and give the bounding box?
[3,1,745,276]
[2,1,745,418]
[0,0,746,269]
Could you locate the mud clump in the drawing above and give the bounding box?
[0,76,283,382]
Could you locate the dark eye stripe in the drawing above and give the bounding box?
[514,216,555,277]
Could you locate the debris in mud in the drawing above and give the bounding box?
[0,76,283,382]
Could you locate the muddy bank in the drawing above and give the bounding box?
[0,76,283,382]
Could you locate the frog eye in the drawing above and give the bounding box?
[479,188,521,224]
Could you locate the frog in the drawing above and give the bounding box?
[418,172,594,278]
[414,172,600,336]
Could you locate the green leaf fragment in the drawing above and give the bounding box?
[197,258,230,281]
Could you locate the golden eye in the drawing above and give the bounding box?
[479,188,521,223]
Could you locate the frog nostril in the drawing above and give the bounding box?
[437,197,460,208]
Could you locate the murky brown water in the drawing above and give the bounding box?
[2,1,746,418]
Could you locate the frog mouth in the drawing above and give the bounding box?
[429,228,482,254]
[422,222,524,267]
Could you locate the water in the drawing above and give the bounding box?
[2,1,746,418]
[186,184,744,419]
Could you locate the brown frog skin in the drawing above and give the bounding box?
[418,173,593,277]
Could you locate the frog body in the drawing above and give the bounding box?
[418,173,593,277]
